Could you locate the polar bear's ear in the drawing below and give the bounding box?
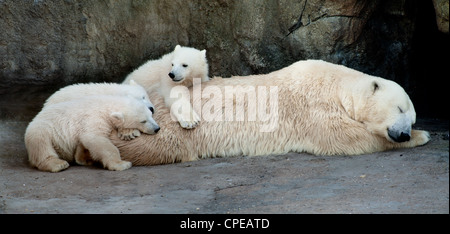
[175,45,181,51]
[128,80,144,89]
[111,112,124,122]
[371,81,380,95]
[200,49,206,57]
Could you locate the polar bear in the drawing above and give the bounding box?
[44,81,154,140]
[122,45,209,129]
[110,60,430,166]
[25,95,160,172]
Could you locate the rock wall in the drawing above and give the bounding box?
[433,0,449,33]
[0,0,448,117]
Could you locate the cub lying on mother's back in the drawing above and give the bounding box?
[123,45,209,129]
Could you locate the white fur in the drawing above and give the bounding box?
[44,81,154,111]
[123,45,209,129]
[25,95,159,172]
[44,81,156,140]
[111,60,431,166]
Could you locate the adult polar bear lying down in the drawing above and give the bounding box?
[111,60,430,166]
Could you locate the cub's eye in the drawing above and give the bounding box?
[140,120,147,124]
[182,64,188,68]
[398,106,404,113]
[171,63,174,66]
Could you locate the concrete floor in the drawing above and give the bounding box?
[0,87,448,214]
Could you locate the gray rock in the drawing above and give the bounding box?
[0,0,447,120]
[433,0,449,33]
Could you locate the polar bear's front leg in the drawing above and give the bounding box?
[177,105,201,129]
[168,97,201,129]
[79,134,132,171]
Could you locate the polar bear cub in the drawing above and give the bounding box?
[44,80,154,140]
[25,95,160,172]
[123,45,209,129]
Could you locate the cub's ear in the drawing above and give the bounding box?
[110,112,124,122]
[128,80,144,88]
[129,79,137,86]
[201,49,206,57]
[371,81,380,94]
[175,45,181,51]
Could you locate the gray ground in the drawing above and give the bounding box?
[0,87,448,214]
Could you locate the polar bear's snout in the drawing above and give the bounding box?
[388,129,411,142]
[144,116,160,134]
[168,71,184,82]
[387,115,412,143]
[153,126,160,134]
[142,121,160,135]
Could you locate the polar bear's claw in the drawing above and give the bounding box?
[179,120,200,129]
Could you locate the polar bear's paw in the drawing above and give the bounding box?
[41,158,70,173]
[178,111,201,129]
[179,119,200,129]
[118,129,141,141]
[411,130,431,146]
[105,160,132,171]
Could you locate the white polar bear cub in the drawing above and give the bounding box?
[44,81,155,140]
[122,45,209,129]
[25,95,160,172]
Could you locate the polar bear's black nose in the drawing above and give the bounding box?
[154,126,160,133]
[397,132,410,142]
[168,73,175,79]
[388,129,411,143]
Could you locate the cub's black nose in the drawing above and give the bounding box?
[168,73,175,79]
[154,127,160,133]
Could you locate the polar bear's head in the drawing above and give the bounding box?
[127,80,155,114]
[349,77,416,143]
[168,45,209,85]
[111,97,160,135]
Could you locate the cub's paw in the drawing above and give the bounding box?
[179,119,200,129]
[105,160,132,171]
[41,158,70,173]
[178,111,201,129]
[118,129,141,141]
